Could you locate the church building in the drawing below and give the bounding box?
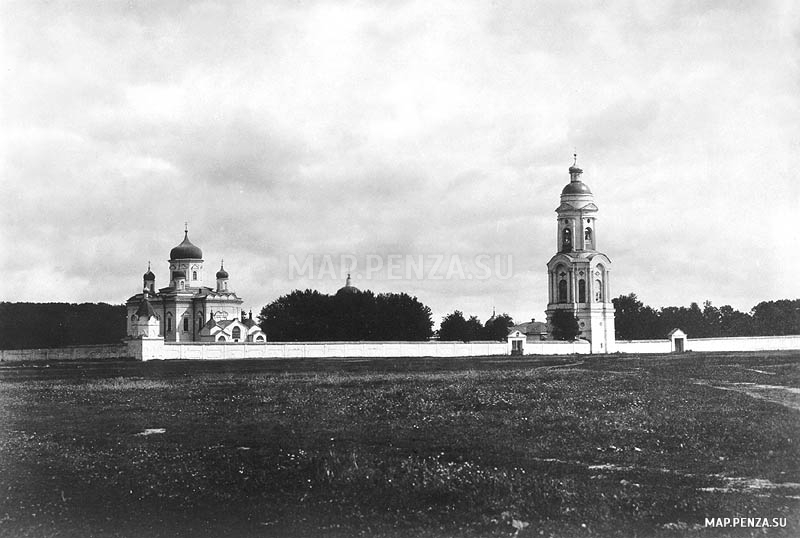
[545,157,616,353]
[126,228,266,343]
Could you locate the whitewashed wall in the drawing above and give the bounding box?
[616,340,672,353]
[686,335,800,352]
[0,344,128,362]
[144,340,510,361]
[522,340,592,355]
[5,335,800,362]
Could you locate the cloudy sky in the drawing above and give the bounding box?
[1,0,798,326]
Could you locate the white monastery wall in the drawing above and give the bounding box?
[615,340,672,353]
[521,340,592,355]
[0,344,129,362]
[145,340,509,361]
[685,335,800,352]
[4,335,800,362]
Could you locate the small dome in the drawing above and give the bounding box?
[143,263,155,281]
[170,231,203,260]
[336,274,360,295]
[562,181,593,195]
[216,261,229,279]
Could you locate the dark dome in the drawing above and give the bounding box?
[336,285,360,296]
[336,274,360,295]
[216,266,229,279]
[143,270,155,281]
[561,181,592,195]
[170,232,203,260]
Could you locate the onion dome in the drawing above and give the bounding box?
[170,229,203,260]
[216,260,229,279]
[143,262,155,281]
[562,153,592,195]
[336,273,360,295]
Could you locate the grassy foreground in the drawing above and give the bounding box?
[0,352,798,537]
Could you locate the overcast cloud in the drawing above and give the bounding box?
[1,0,798,325]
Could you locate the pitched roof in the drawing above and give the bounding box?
[217,319,238,329]
[509,320,548,335]
[135,297,157,320]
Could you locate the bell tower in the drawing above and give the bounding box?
[545,156,616,353]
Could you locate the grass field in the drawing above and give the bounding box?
[1,352,798,537]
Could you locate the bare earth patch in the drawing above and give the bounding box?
[694,380,800,412]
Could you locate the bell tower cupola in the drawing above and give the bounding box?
[556,154,598,253]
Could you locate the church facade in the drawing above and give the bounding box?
[126,229,266,343]
[544,158,616,353]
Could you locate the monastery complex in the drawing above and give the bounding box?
[5,158,799,362]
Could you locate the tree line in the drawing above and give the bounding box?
[2,294,797,350]
[258,289,434,341]
[0,302,127,350]
[613,294,800,340]
[438,311,514,342]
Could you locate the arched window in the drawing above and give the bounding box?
[558,279,568,303]
[223,281,228,290]
[255,335,265,342]
[595,279,603,302]
[217,335,226,342]
[166,314,172,332]
[561,228,572,251]
[578,279,586,303]
[192,271,197,280]
[232,327,241,341]
[585,227,593,245]
[183,317,189,331]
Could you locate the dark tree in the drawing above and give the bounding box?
[332,290,378,340]
[0,302,127,350]
[258,289,433,341]
[258,290,334,341]
[613,293,659,340]
[465,315,484,341]
[718,305,755,336]
[439,311,468,341]
[484,313,514,341]
[751,299,800,335]
[550,310,580,341]
[374,293,433,340]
